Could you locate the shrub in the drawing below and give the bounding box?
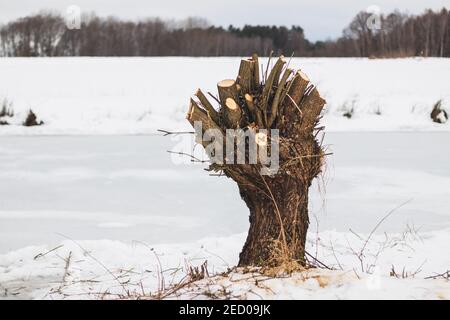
[0,98,14,117]
[23,110,44,126]
[430,100,448,124]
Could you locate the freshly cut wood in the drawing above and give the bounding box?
[224,98,242,128]
[195,89,220,125]
[186,98,221,134]
[226,97,238,109]
[217,79,239,102]
[217,79,241,128]
[244,93,256,113]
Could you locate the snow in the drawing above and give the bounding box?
[0,57,449,134]
[0,57,449,300]
[437,110,448,124]
[1,229,449,299]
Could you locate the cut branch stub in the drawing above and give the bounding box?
[280,70,311,121]
[217,79,242,128]
[187,98,222,147]
[195,88,220,125]
[186,98,218,130]
[288,70,310,106]
[244,93,256,113]
[237,54,261,95]
[298,87,326,133]
[237,58,255,95]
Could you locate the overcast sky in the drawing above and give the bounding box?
[0,0,448,40]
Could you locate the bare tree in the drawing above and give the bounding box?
[1,8,449,58]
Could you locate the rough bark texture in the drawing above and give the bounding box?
[186,54,326,268]
[237,59,255,95]
[195,88,220,125]
[237,179,310,266]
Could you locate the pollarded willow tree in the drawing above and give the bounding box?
[186,54,326,269]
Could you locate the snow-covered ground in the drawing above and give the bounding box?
[0,57,449,134]
[0,58,449,299]
[1,229,449,300]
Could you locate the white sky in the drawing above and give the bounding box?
[0,0,448,41]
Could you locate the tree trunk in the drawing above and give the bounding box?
[238,179,310,266]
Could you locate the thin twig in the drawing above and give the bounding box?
[329,240,344,270]
[424,270,450,280]
[207,92,221,105]
[285,93,303,115]
[157,129,194,136]
[359,199,412,256]
[167,150,209,163]
[34,245,64,260]
[305,251,333,270]
[55,233,129,295]
[264,50,274,84]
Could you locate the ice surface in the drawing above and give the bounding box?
[1,132,449,254]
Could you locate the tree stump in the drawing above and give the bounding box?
[186,54,326,269]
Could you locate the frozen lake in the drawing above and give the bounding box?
[1,132,449,253]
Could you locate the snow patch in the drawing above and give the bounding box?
[1,229,448,300]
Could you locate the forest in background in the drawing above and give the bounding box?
[0,8,449,57]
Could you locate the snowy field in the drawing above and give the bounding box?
[0,58,449,299]
[0,57,449,134]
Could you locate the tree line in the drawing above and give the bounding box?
[0,8,449,57]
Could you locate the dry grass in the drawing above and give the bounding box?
[261,239,306,277]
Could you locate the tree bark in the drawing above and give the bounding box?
[237,58,255,95]
[195,88,220,125]
[238,178,310,266]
